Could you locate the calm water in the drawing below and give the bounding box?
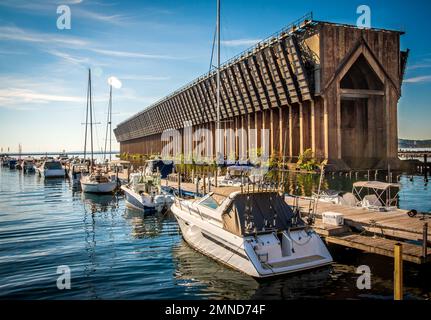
[0,166,430,300]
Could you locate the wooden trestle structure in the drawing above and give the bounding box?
[114,13,409,170]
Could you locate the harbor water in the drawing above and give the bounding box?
[0,166,430,300]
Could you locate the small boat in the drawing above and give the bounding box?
[67,162,89,185]
[171,190,333,278]
[9,159,17,170]
[80,169,118,194]
[23,158,36,173]
[313,181,400,212]
[37,160,65,178]
[206,165,264,187]
[121,172,174,212]
[1,157,10,167]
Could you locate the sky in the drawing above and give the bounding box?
[0,0,430,153]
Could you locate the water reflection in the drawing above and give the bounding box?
[123,207,169,239]
[172,240,259,299]
[172,239,334,300]
[81,193,119,213]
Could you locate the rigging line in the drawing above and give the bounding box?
[209,25,217,73]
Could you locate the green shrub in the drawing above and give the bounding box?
[297,149,319,171]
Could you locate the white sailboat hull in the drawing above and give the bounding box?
[171,202,332,278]
[81,180,117,193]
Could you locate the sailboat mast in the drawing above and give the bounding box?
[109,85,112,161]
[83,69,90,161]
[216,0,221,159]
[89,69,94,170]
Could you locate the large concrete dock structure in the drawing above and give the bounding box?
[114,15,409,170]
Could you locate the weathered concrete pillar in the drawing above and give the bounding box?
[311,100,316,154]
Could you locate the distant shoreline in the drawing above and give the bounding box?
[1,151,119,157]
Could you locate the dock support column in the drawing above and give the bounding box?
[311,100,316,154]
[288,106,293,161]
[299,103,304,155]
[323,96,329,160]
[394,243,403,301]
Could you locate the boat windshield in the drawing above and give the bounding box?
[45,162,62,170]
[199,196,220,210]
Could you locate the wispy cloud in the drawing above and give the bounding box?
[45,49,90,66]
[0,26,89,47]
[404,75,431,83]
[74,8,130,25]
[120,75,171,81]
[0,0,129,25]
[0,76,86,110]
[0,88,84,106]
[89,48,182,60]
[407,63,431,71]
[221,39,261,47]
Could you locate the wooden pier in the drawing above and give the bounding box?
[286,197,431,264]
[159,177,431,264]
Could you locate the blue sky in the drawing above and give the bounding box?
[0,0,430,153]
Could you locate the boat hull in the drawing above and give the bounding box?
[171,202,332,278]
[121,185,170,212]
[81,181,117,194]
[38,168,66,178]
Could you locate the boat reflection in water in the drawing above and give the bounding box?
[123,207,168,239]
[172,240,332,300]
[81,192,119,213]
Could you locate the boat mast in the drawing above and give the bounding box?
[216,0,221,161]
[109,85,112,162]
[83,69,90,161]
[89,69,94,172]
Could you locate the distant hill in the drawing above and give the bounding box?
[399,139,431,149]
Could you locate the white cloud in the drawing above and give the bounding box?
[46,50,90,65]
[0,88,85,105]
[120,75,171,81]
[404,75,431,83]
[0,26,89,47]
[221,39,261,47]
[89,48,181,60]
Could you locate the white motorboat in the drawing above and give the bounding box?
[80,169,118,194]
[37,160,65,178]
[171,190,333,278]
[67,162,89,185]
[121,172,174,212]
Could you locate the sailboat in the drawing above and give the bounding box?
[171,1,333,278]
[80,69,118,194]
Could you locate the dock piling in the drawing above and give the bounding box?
[423,223,428,258]
[394,243,403,301]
